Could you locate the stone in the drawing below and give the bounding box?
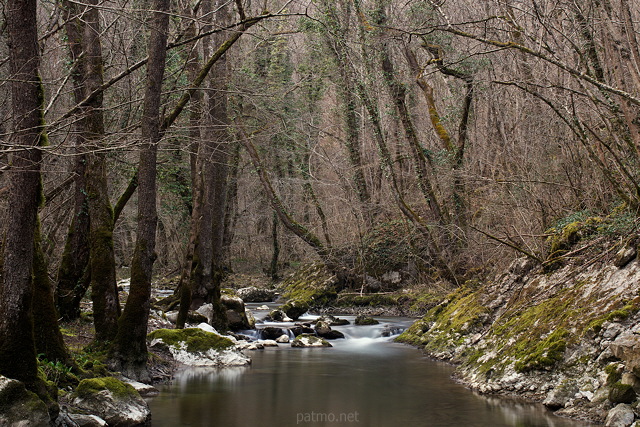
[148,328,251,366]
[266,309,291,322]
[609,382,636,404]
[543,380,579,410]
[237,286,276,302]
[610,333,640,376]
[71,377,151,427]
[289,325,314,337]
[621,373,640,394]
[315,320,332,336]
[355,315,379,325]
[121,377,159,397]
[614,245,637,268]
[259,340,279,347]
[317,315,349,326]
[256,305,270,310]
[320,330,345,340]
[291,334,332,348]
[261,327,286,340]
[275,334,290,343]
[0,376,50,426]
[222,295,252,331]
[605,403,635,427]
[68,413,108,427]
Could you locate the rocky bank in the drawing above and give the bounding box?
[397,252,640,424]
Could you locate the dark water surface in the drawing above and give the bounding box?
[148,314,592,427]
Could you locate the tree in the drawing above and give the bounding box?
[0,0,54,408]
[111,0,170,381]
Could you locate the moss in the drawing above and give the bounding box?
[278,263,338,318]
[609,382,636,404]
[147,328,234,353]
[75,377,137,400]
[605,363,623,385]
[514,328,568,372]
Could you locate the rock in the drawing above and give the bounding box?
[121,377,159,397]
[148,328,251,366]
[318,315,349,326]
[355,315,379,325]
[605,403,635,427]
[237,286,276,302]
[275,334,290,343]
[256,305,270,310]
[289,325,314,336]
[266,309,291,322]
[71,377,150,427]
[291,334,332,348]
[261,327,286,340]
[610,333,640,376]
[281,300,309,320]
[259,340,279,347]
[509,257,537,276]
[315,320,332,336]
[320,330,345,340]
[0,376,51,426]
[621,373,640,394]
[165,310,207,325]
[614,245,637,268]
[222,295,252,331]
[609,382,636,404]
[68,413,108,427]
[543,380,579,410]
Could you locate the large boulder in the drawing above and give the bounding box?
[318,315,350,326]
[237,286,275,302]
[71,377,150,427]
[291,334,332,348]
[148,328,250,366]
[0,376,50,426]
[610,333,640,376]
[605,403,635,427]
[355,315,379,325]
[314,321,345,340]
[260,327,287,341]
[221,295,252,331]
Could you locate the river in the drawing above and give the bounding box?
[148,310,592,426]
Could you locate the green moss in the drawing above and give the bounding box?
[605,363,623,385]
[75,377,137,400]
[147,328,234,352]
[278,263,338,317]
[609,382,636,404]
[514,328,568,372]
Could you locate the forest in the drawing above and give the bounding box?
[1,0,639,424]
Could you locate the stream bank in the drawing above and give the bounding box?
[396,253,640,425]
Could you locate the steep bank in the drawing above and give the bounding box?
[397,252,640,424]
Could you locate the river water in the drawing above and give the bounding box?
[148,310,592,427]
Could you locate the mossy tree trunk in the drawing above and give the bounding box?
[0,0,45,392]
[56,0,91,320]
[33,221,70,364]
[111,0,169,381]
[82,0,120,342]
[188,0,231,331]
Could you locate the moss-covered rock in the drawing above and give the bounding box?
[147,328,234,353]
[147,328,250,367]
[278,263,338,319]
[609,382,636,404]
[0,376,50,426]
[72,377,150,426]
[355,315,379,325]
[291,334,332,348]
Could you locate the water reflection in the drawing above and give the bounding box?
[148,315,593,427]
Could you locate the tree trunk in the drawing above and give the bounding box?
[82,0,120,342]
[56,0,91,320]
[111,0,170,381]
[0,0,46,394]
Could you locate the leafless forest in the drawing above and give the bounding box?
[1,0,639,390]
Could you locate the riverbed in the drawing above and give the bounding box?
[148,311,592,426]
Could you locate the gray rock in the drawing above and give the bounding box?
[121,377,159,397]
[614,245,637,268]
[315,320,332,336]
[222,295,251,331]
[68,414,108,427]
[610,333,640,376]
[261,326,286,340]
[291,334,332,348]
[543,380,579,410]
[72,377,151,427]
[266,309,291,322]
[237,286,275,302]
[0,375,50,427]
[355,315,379,325]
[605,403,635,427]
[275,334,290,343]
